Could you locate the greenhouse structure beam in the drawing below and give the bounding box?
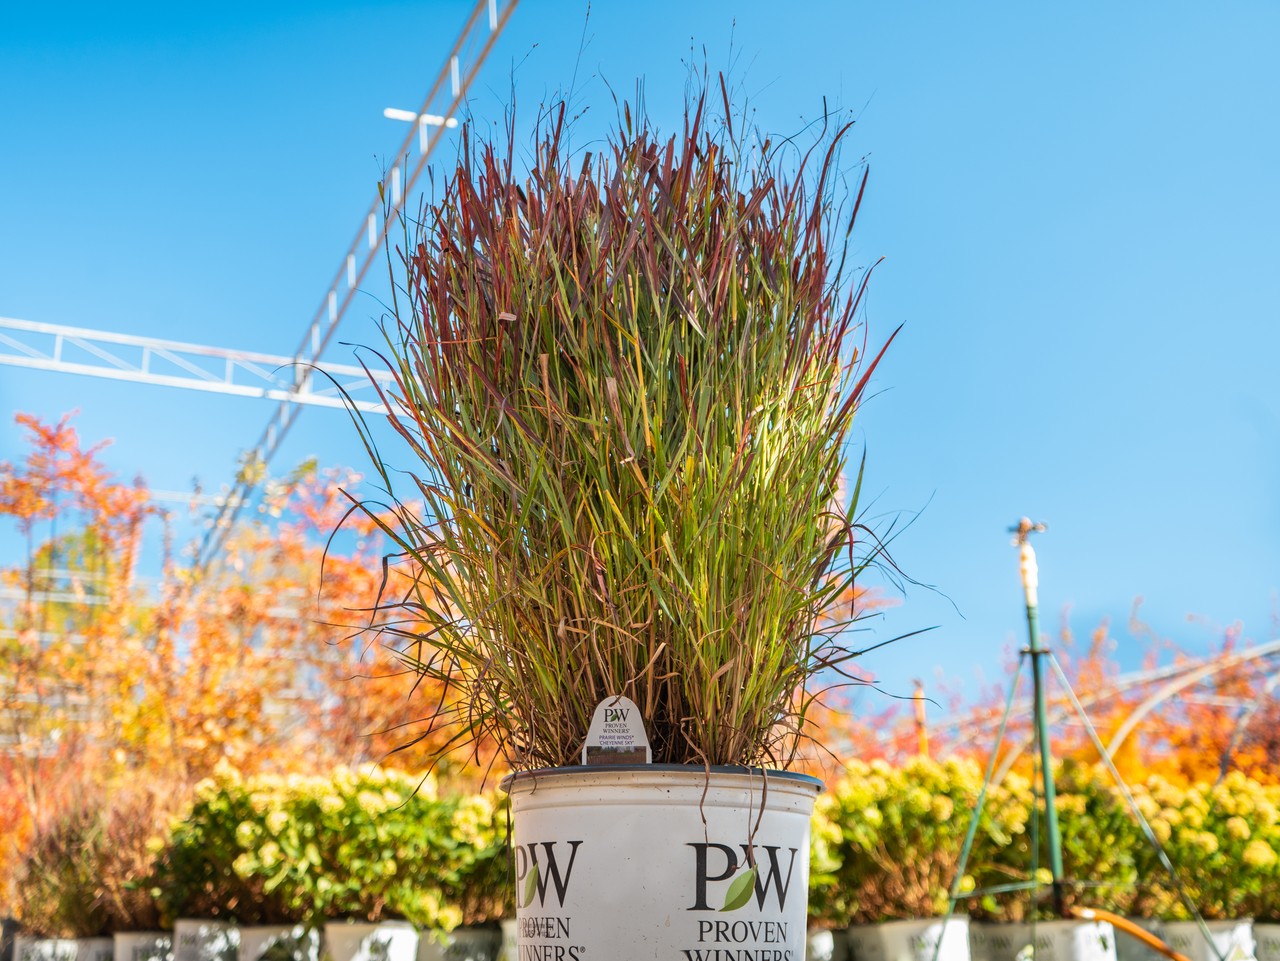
[0,316,391,413]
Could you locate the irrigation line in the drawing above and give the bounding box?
[1046,652,1223,961]
[958,880,1043,898]
[936,657,1027,961]
[1030,708,1043,922]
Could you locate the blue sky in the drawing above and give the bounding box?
[2,1,1278,705]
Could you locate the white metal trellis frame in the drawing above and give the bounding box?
[928,637,1280,760]
[0,316,391,413]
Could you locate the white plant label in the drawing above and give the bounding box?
[582,694,651,764]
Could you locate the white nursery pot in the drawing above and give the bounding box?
[75,940,115,961]
[322,923,418,961]
[112,933,173,961]
[1252,925,1280,961]
[237,927,319,961]
[1160,921,1254,961]
[808,927,851,961]
[14,939,78,961]
[173,923,239,961]
[414,928,501,961]
[1112,919,1165,961]
[496,922,516,961]
[503,765,821,961]
[848,917,970,961]
[970,921,1116,961]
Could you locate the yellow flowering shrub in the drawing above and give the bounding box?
[1130,771,1280,920]
[973,760,1148,920]
[819,756,1003,923]
[148,766,508,928]
[811,759,1280,923]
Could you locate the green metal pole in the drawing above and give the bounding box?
[1016,518,1065,916]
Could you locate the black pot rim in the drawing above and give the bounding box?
[499,763,823,793]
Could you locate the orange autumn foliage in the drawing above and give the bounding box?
[788,584,920,782]
[0,414,499,910]
[1138,629,1278,786]
[920,608,1280,789]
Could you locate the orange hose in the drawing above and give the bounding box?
[1070,906,1194,961]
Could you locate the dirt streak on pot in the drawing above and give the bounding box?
[343,75,896,772]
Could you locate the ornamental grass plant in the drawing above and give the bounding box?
[347,79,893,772]
[15,782,171,936]
[15,806,109,938]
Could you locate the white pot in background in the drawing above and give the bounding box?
[1160,921,1255,961]
[237,927,319,961]
[504,765,821,961]
[173,923,238,961]
[322,923,417,961]
[75,940,115,961]
[14,939,78,961]
[1112,919,1165,961]
[496,923,516,961]
[970,921,1116,961]
[848,918,970,961]
[414,928,501,961]
[808,927,851,961]
[112,933,172,961]
[1252,925,1280,961]
[10,936,112,961]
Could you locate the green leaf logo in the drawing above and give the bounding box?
[719,865,757,912]
[522,862,540,908]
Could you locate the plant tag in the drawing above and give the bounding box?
[582,694,651,765]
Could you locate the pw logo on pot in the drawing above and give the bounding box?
[687,843,799,912]
[514,840,583,909]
